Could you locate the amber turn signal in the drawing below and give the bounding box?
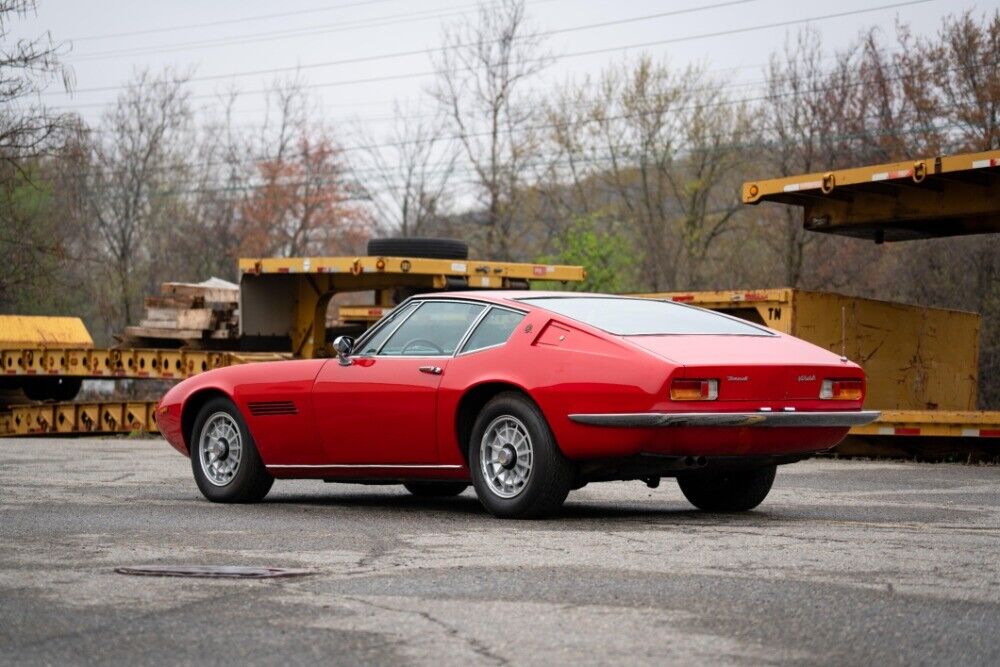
[819,378,863,400]
[670,379,718,401]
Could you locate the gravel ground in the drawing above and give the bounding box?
[0,437,998,666]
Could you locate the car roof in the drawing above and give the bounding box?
[410,290,652,309]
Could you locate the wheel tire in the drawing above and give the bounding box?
[367,237,469,260]
[190,397,274,503]
[23,376,82,402]
[469,392,574,519]
[677,465,777,512]
[403,482,469,498]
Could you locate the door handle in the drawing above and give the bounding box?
[419,365,442,375]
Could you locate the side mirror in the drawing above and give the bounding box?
[332,335,355,366]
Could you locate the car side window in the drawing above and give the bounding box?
[461,308,525,354]
[380,302,485,356]
[356,302,418,355]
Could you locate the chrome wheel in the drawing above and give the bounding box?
[198,412,242,487]
[480,415,533,499]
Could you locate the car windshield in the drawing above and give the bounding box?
[518,296,772,336]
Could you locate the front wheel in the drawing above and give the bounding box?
[190,397,273,503]
[469,392,574,519]
[676,465,777,512]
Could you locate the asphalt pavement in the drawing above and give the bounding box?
[1,437,998,666]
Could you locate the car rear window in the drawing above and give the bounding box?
[518,296,772,336]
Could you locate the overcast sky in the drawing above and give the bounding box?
[12,0,999,144]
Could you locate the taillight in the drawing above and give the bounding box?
[820,378,863,400]
[670,379,718,401]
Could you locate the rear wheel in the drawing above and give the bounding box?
[190,397,273,503]
[677,465,777,512]
[469,392,574,519]
[403,482,468,498]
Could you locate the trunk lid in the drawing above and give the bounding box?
[628,333,859,401]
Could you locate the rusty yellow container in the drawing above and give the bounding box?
[0,316,93,349]
[639,289,980,411]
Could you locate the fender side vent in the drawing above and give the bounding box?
[248,400,297,416]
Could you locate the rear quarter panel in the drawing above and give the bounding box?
[442,306,867,461]
[440,310,676,461]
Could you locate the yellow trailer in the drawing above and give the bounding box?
[0,316,94,349]
[238,254,585,358]
[638,289,997,455]
[637,289,980,411]
[0,253,585,437]
[743,149,1000,241]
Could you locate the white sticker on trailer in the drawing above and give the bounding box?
[972,159,997,169]
[451,262,467,272]
[961,428,981,437]
[878,426,895,435]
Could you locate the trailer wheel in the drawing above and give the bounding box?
[367,237,468,260]
[22,376,82,402]
[677,465,776,512]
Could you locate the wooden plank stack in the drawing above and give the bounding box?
[123,278,240,347]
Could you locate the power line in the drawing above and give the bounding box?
[42,0,938,111]
[59,52,981,186]
[67,0,512,63]
[65,0,405,43]
[59,88,965,185]
[61,44,875,124]
[54,0,761,96]
[118,119,966,200]
[71,61,774,134]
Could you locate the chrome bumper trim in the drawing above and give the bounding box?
[568,410,881,428]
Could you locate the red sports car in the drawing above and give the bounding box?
[156,292,878,518]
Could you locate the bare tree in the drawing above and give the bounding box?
[0,0,71,165]
[233,79,370,258]
[0,0,73,310]
[82,69,195,331]
[759,31,840,287]
[430,0,549,259]
[928,10,1000,152]
[543,56,749,291]
[353,103,456,237]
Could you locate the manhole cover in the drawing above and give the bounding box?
[115,565,313,579]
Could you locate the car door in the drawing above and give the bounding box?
[312,300,486,465]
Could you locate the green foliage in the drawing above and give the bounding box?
[537,215,640,293]
[0,165,77,316]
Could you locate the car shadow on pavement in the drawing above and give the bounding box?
[262,489,791,526]
[265,491,487,516]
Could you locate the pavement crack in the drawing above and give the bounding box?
[345,595,508,666]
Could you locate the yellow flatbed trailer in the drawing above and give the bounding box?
[6,404,1000,444]
[639,289,997,456]
[743,149,1000,241]
[1,348,289,381]
[0,254,586,437]
[239,254,585,359]
[0,400,161,436]
[737,149,1000,457]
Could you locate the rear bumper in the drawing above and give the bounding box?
[568,410,880,428]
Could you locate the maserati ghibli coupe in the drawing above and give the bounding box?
[156,292,879,518]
